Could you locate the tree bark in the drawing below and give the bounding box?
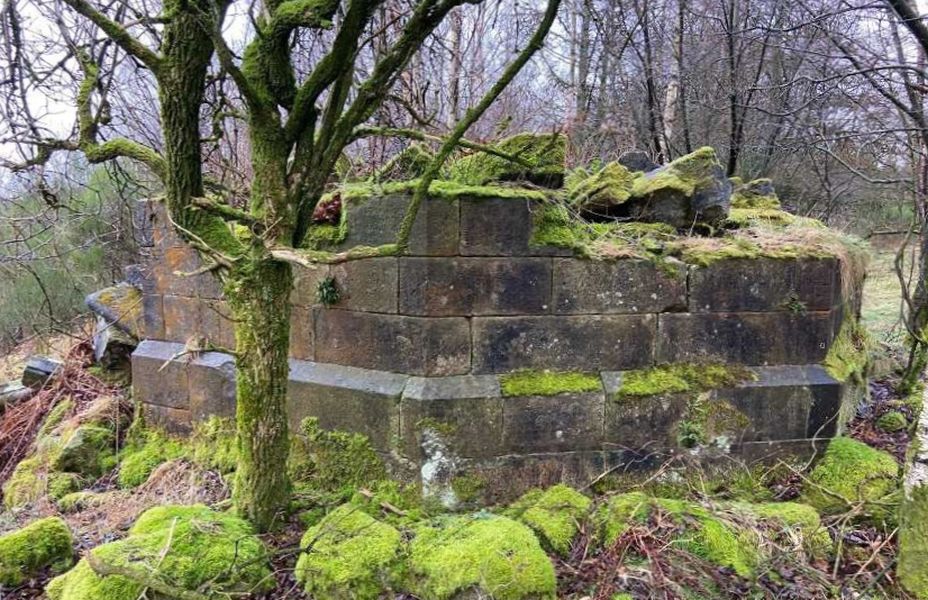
[226,253,293,531]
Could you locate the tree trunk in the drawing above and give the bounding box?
[226,253,293,531]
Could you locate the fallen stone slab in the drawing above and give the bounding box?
[0,381,33,411]
[22,355,63,389]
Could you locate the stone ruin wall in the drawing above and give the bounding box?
[118,194,862,500]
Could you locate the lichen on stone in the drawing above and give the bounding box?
[46,504,272,600]
[567,161,638,214]
[295,504,402,599]
[500,369,602,397]
[506,484,591,556]
[730,178,781,209]
[799,437,899,525]
[405,514,557,600]
[0,517,73,587]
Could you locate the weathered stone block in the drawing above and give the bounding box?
[656,311,834,365]
[288,360,406,451]
[689,258,839,312]
[459,197,568,256]
[200,300,236,350]
[459,452,606,505]
[399,258,552,316]
[330,257,398,313]
[162,295,201,342]
[338,195,459,256]
[188,351,236,420]
[132,340,189,409]
[290,305,314,361]
[714,378,811,444]
[140,294,165,340]
[152,246,202,296]
[401,375,503,458]
[291,264,330,308]
[552,258,686,314]
[502,392,604,453]
[472,315,655,373]
[315,310,471,375]
[603,386,688,451]
[142,402,192,434]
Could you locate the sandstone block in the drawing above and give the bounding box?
[315,310,470,375]
[338,195,459,256]
[132,340,189,409]
[472,315,655,373]
[502,392,604,453]
[399,257,551,316]
[330,257,398,313]
[552,258,686,314]
[187,351,236,420]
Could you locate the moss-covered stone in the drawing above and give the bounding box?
[617,363,755,399]
[52,425,116,479]
[406,514,556,600]
[877,410,908,433]
[56,491,104,514]
[373,143,434,182]
[567,162,638,214]
[799,437,899,525]
[294,418,387,495]
[47,472,82,501]
[446,132,565,188]
[189,416,237,473]
[731,178,781,209]
[0,517,73,587]
[332,178,547,204]
[899,484,928,598]
[500,370,602,397]
[2,455,45,509]
[506,484,591,556]
[295,504,402,599]
[824,319,870,383]
[117,428,185,488]
[46,504,272,599]
[746,502,832,559]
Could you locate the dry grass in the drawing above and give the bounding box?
[862,234,917,349]
[0,321,92,382]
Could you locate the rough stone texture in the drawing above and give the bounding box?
[199,300,236,350]
[132,340,190,410]
[399,257,551,316]
[140,294,166,340]
[289,305,314,361]
[288,360,406,451]
[142,403,192,434]
[656,311,834,365]
[330,257,398,313]
[187,352,236,420]
[472,315,655,373]
[460,452,606,505]
[460,198,569,257]
[337,195,459,256]
[291,264,330,308]
[402,375,503,458]
[552,258,686,314]
[315,309,471,375]
[162,295,203,343]
[689,258,840,312]
[502,392,604,453]
[618,151,658,173]
[604,390,689,451]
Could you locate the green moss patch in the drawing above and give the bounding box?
[824,319,870,383]
[406,514,556,600]
[800,437,899,525]
[0,517,73,587]
[506,484,591,556]
[567,162,638,212]
[295,504,402,599]
[445,132,565,187]
[617,363,755,399]
[877,410,908,432]
[47,505,272,599]
[899,484,928,597]
[116,428,184,488]
[630,146,721,199]
[333,178,547,204]
[189,416,237,473]
[500,370,602,397]
[373,143,434,182]
[731,178,781,209]
[293,417,387,496]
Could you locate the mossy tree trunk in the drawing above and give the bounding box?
[225,254,293,530]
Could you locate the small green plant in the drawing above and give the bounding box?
[316,276,340,307]
[783,292,807,314]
